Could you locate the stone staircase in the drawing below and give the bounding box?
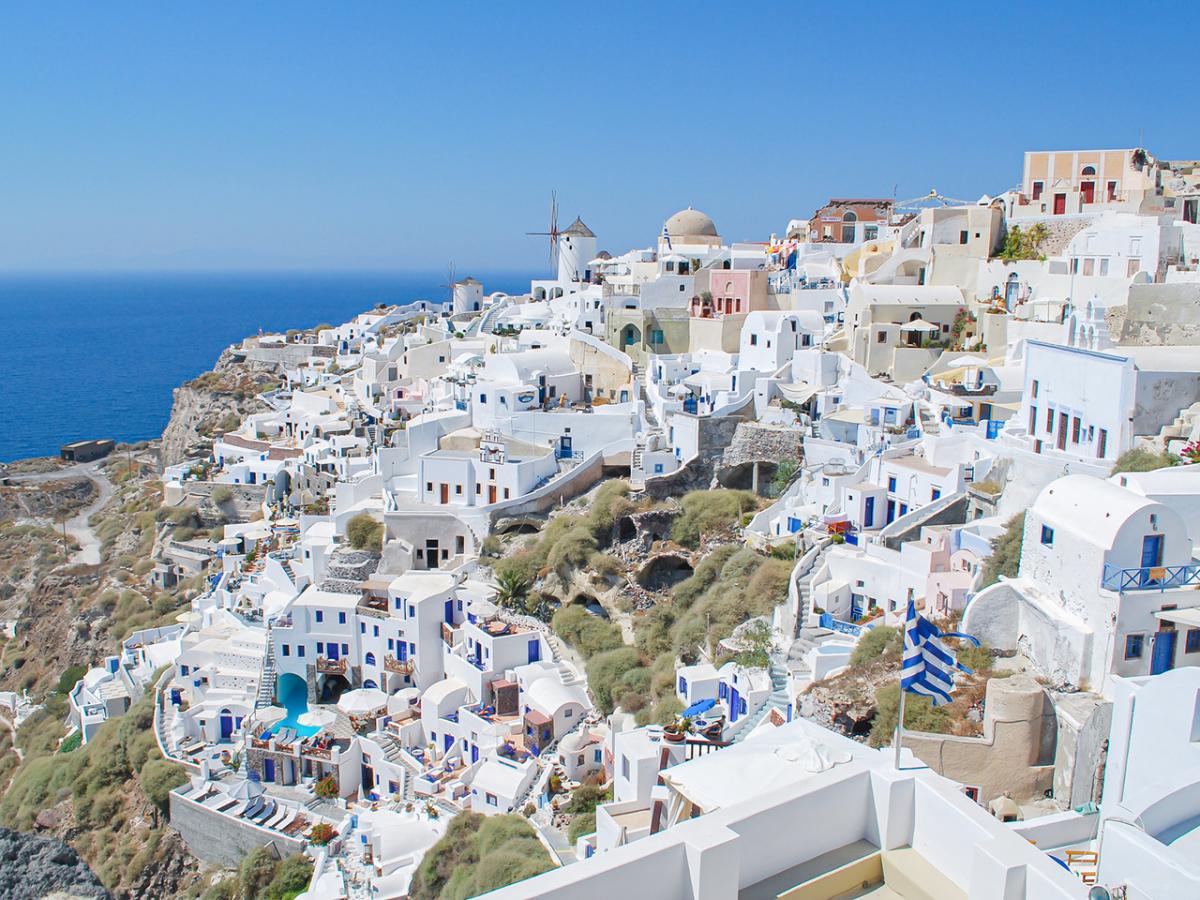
[727,660,790,743]
[256,623,277,709]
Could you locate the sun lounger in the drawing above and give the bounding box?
[250,801,276,823]
[213,797,238,813]
[228,801,250,817]
[266,807,292,830]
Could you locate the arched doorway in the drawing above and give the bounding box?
[841,211,857,243]
[620,324,641,349]
[318,673,351,703]
[219,707,235,742]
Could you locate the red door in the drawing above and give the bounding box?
[488,485,497,504]
[1053,193,1066,215]
[439,483,449,504]
[1057,413,1068,450]
[1080,182,1095,204]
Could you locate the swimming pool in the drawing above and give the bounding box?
[276,673,320,737]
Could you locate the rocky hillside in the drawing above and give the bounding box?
[0,827,109,899]
[159,347,281,467]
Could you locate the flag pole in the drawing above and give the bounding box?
[894,604,910,770]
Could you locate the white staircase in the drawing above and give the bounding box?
[727,660,790,743]
[256,623,277,708]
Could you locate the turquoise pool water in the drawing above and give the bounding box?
[276,674,320,737]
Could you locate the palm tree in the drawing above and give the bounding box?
[495,569,530,610]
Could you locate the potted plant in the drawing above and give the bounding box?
[308,822,337,845]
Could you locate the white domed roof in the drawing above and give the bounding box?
[666,207,718,238]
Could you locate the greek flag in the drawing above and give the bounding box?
[900,601,978,706]
[662,223,672,250]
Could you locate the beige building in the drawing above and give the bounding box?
[844,284,967,379]
[1010,148,1167,219]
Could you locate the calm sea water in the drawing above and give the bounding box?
[0,271,534,461]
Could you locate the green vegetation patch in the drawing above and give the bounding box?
[409,812,554,900]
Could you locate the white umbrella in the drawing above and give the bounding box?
[228,776,266,801]
[298,708,337,729]
[338,688,388,716]
[255,706,288,727]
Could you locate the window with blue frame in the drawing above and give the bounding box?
[297,645,305,658]
[373,625,379,637]
[360,622,365,634]
[1187,629,1200,654]
[887,476,896,492]
[316,642,324,654]
[931,488,941,501]
[1125,634,1144,659]
[338,612,346,624]
[1041,526,1054,546]
[315,610,324,623]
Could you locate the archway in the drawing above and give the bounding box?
[569,593,608,618]
[620,324,642,349]
[634,554,695,591]
[318,673,351,703]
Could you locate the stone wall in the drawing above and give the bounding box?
[643,415,744,499]
[169,791,305,868]
[720,422,804,469]
[1115,281,1200,345]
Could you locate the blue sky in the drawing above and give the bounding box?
[0,2,1194,272]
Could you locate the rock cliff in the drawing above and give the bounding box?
[159,347,280,467]
[0,827,108,899]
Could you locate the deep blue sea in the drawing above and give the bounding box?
[0,271,534,461]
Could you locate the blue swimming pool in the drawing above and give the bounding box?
[276,673,320,737]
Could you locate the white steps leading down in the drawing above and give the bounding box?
[727,660,791,743]
[256,622,277,709]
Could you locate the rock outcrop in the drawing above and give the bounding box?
[159,348,279,468]
[0,827,109,899]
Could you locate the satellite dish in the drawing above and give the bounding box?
[1087,887,1111,900]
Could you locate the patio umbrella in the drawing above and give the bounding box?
[255,706,288,728]
[898,318,939,332]
[338,688,388,716]
[228,775,265,802]
[298,708,337,730]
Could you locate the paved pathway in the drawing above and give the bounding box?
[4,460,114,566]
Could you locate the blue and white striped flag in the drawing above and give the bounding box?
[900,601,978,706]
[661,223,672,250]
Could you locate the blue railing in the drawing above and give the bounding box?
[1101,563,1200,592]
[819,613,864,636]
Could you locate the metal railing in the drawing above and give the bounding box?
[1101,563,1200,593]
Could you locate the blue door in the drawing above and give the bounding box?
[1141,535,1164,586]
[444,599,454,624]
[558,435,572,459]
[327,643,339,661]
[1151,630,1177,675]
[886,500,896,524]
[444,734,453,753]
[264,759,276,782]
[864,497,874,528]
[220,713,234,741]
[729,687,740,722]
[528,639,541,663]
[850,595,863,621]
[471,744,479,764]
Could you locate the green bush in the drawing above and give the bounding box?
[1111,448,1179,473]
[589,553,622,577]
[980,512,1025,587]
[141,758,188,812]
[850,626,902,666]
[266,854,314,900]
[210,485,233,504]
[671,489,758,547]
[868,683,952,747]
[546,525,597,576]
[552,605,623,659]
[56,664,88,695]
[568,811,597,844]
[409,812,552,900]
[586,647,642,714]
[346,513,384,552]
